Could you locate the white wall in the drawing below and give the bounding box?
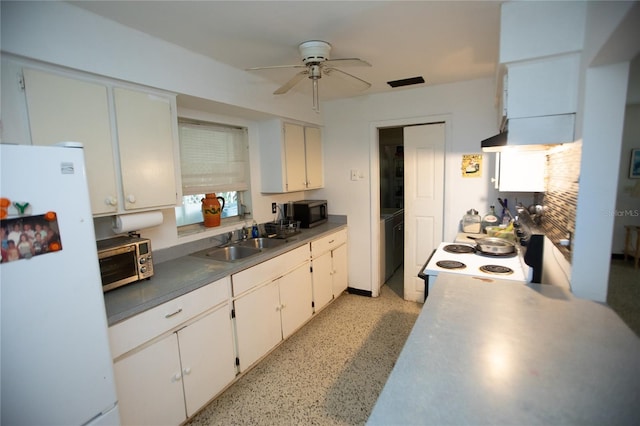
[571,1,638,302]
[318,78,498,294]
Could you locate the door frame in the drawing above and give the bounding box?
[369,114,452,298]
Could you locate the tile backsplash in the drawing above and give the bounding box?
[540,141,582,261]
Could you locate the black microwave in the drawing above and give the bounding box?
[292,200,328,228]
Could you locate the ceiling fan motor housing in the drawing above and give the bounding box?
[299,40,332,64]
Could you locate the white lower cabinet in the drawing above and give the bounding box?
[114,305,235,425]
[110,277,235,426]
[233,246,313,371]
[113,333,185,426]
[311,228,348,312]
[331,243,348,296]
[179,307,236,417]
[233,280,282,372]
[109,232,347,424]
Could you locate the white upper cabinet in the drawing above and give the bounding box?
[505,54,580,120]
[23,67,179,216]
[495,150,546,193]
[113,88,178,211]
[260,120,324,193]
[23,68,118,215]
[304,126,324,190]
[497,1,586,146]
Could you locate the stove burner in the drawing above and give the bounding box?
[479,265,514,275]
[443,244,475,254]
[436,260,466,270]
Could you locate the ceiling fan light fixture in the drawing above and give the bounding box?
[248,40,371,112]
[387,76,425,88]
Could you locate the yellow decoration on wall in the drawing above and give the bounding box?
[462,154,482,178]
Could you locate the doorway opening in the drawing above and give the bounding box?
[379,127,405,298]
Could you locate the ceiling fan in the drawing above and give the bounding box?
[247,40,372,111]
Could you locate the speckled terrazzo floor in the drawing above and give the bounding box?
[607,258,640,337]
[186,267,420,426]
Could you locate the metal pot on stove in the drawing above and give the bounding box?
[472,236,516,255]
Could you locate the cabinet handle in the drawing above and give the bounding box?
[165,308,183,319]
[126,194,136,204]
[281,303,286,310]
[171,373,182,383]
[328,239,335,244]
[275,305,281,312]
[105,196,117,206]
[183,367,192,376]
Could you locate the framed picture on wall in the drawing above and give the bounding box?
[631,149,640,178]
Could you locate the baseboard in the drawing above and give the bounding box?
[347,287,372,297]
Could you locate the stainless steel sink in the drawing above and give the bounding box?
[199,245,262,262]
[190,236,294,262]
[238,237,286,249]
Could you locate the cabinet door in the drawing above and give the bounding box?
[23,69,118,215]
[279,262,313,339]
[332,244,349,296]
[113,87,177,210]
[178,306,236,417]
[283,122,307,192]
[234,282,282,371]
[312,251,333,312]
[498,150,546,192]
[113,334,186,426]
[304,126,323,189]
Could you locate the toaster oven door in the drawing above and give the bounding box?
[98,246,139,292]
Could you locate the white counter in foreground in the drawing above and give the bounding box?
[368,273,640,425]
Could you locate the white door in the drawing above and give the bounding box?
[283,122,307,192]
[113,87,177,210]
[304,126,324,189]
[113,333,186,426]
[23,69,118,215]
[234,282,282,371]
[403,123,445,302]
[279,262,313,339]
[178,306,236,417]
[312,251,334,312]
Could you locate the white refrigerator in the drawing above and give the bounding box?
[1,144,120,425]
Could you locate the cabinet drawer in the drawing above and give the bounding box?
[109,276,230,359]
[232,244,309,296]
[311,228,347,257]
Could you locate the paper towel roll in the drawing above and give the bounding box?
[112,211,163,233]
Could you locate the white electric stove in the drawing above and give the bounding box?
[419,242,531,300]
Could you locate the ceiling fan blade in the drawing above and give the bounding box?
[274,70,308,94]
[323,58,371,67]
[323,67,371,90]
[246,64,306,71]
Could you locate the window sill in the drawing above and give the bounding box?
[177,217,252,241]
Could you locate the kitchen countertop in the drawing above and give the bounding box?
[103,220,346,326]
[367,272,640,425]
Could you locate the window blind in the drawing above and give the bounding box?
[178,120,249,195]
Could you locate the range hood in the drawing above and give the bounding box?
[481,114,576,152]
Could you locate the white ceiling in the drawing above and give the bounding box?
[68,0,503,101]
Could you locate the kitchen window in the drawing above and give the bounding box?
[175,119,250,229]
